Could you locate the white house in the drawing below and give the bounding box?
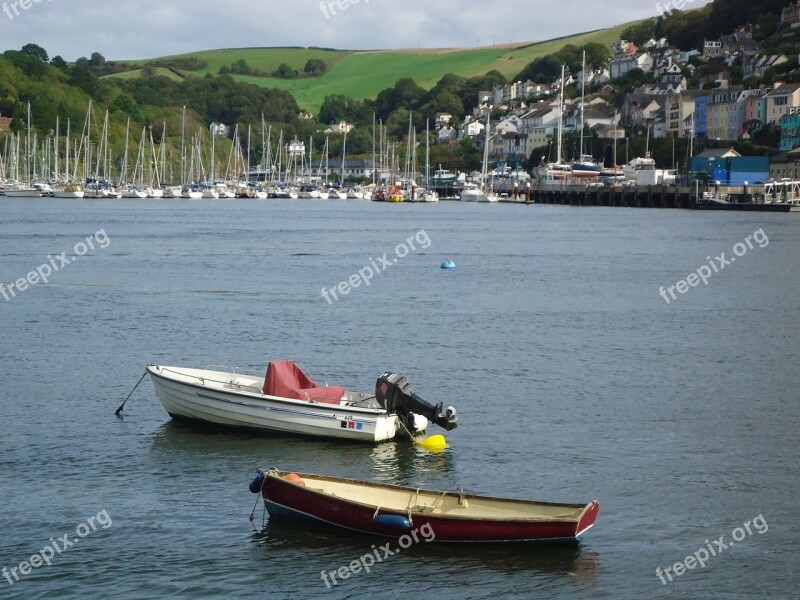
[520,104,559,131]
[325,121,356,135]
[437,125,458,144]
[209,122,230,137]
[435,112,453,126]
[459,117,485,139]
[610,52,654,79]
[492,131,527,158]
[495,115,522,135]
[286,137,305,157]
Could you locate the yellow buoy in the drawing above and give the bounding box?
[417,434,447,452]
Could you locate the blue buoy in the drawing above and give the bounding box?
[249,471,265,493]
[441,260,456,270]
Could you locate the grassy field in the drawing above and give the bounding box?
[109,21,635,113]
[108,67,185,81]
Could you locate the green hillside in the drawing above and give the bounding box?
[111,67,184,81]
[125,47,351,75]
[108,22,632,113]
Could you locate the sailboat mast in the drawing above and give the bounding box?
[247,124,252,182]
[482,112,491,191]
[341,130,347,186]
[54,116,59,183]
[26,101,32,184]
[425,119,430,189]
[65,119,71,183]
[579,50,586,159]
[121,118,130,185]
[557,65,564,164]
[85,100,92,185]
[180,106,186,184]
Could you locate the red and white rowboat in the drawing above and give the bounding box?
[251,470,600,544]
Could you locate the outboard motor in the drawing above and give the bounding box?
[376,372,458,432]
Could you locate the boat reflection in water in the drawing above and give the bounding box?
[368,440,456,485]
[253,518,599,585]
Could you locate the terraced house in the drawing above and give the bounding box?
[779,107,800,151]
[706,88,763,140]
[764,83,800,124]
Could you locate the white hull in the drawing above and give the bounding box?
[147,365,404,442]
[421,191,439,202]
[53,191,86,199]
[460,188,488,202]
[6,189,44,197]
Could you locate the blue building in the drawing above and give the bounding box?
[691,148,769,184]
[694,95,708,139]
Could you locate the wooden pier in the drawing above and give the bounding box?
[525,184,800,212]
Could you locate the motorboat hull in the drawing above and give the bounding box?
[146,365,401,442]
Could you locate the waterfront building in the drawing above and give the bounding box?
[770,147,800,178]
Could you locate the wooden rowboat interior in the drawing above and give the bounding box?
[274,472,589,521]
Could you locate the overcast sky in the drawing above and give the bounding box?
[0,0,712,61]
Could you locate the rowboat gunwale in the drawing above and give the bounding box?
[266,471,594,521]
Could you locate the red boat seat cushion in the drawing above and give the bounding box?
[287,386,345,404]
[263,361,345,404]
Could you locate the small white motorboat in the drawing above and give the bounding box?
[146,361,457,442]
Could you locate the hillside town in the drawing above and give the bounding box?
[416,5,800,186]
[3,2,800,206]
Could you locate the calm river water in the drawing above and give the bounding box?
[0,198,797,599]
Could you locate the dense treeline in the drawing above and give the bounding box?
[622,0,792,51]
[318,70,507,134]
[122,74,300,127]
[0,43,303,143]
[513,43,611,83]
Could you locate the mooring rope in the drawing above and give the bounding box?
[115,370,148,416]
